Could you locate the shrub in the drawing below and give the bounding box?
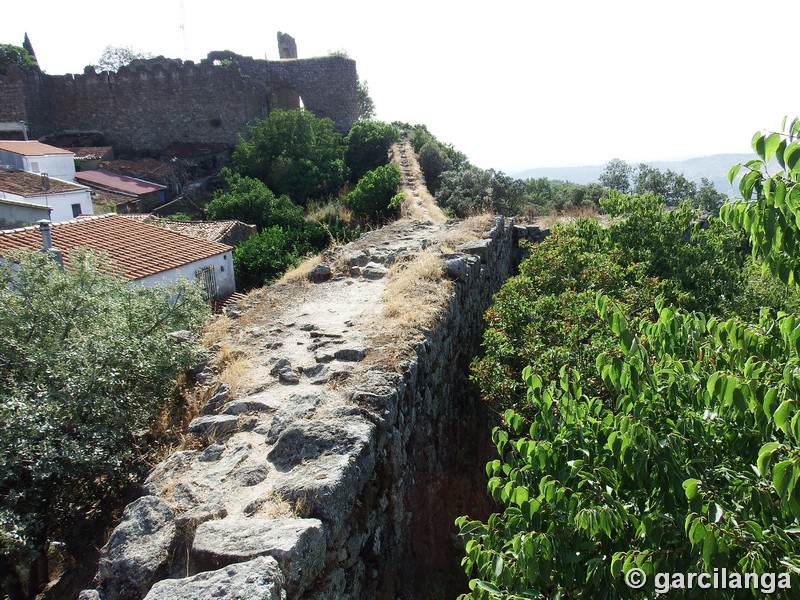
[342,164,401,221]
[0,250,208,597]
[344,120,399,182]
[205,169,305,231]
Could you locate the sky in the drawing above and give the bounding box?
[3,0,798,174]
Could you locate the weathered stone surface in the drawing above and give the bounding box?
[271,358,300,384]
[192,518,324,592]
[443,254,469,281]
[95,496,177,600]
[334,346,366,362]
[361,262,389,279]
[221,396,280,415]
[187,414,239,438]
[78,590,101,600]
[201,383,231,415]
[268,417,376,526]
[143,556,286,600]
[308,262,332,283]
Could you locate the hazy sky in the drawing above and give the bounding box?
[3,0,797,173]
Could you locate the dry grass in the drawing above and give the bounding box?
[367,249,452,366]
[252,491,311,519]
[440,213,494,253]
[213,350,252,398]
[534,204,612,229]
[388,141,448,225]
[278,253,324,285]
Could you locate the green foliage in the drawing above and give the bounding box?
[460,298,800,598]
[0,44,36,73]
[471,219,656,414]
[231,109,345,205]
[357,79,376,121]
[437,167,492,216]
[459,119,800,599]
[344,120,399,182]
[602,191,746,313]
[694,177,727,216]
[721,117,800,287]
[95,45,151,72]
[633,163,697,206]
[0,250,208,593]
[205,168,305,231]
[233,225,316,289]
[417,141,454,196]
[342,164,401,221]
[600,158,633,194]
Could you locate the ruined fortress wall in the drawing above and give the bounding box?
[0,67,36,125]
[78,219,549,600]
[0,55,359,151]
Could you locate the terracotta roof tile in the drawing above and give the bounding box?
[121,215,244,243]
[68,146,113,160]
[0,170,89,196]
[75,169,166,196]
[0,214,233,281]
[0,141,74,156]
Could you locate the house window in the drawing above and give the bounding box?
[30,161,40,172]
[71,203,82,218]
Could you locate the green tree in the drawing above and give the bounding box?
[437,167,492,217]
[95,45,152,72]
[722,117,800,286]
[694,176,726,215]
[417,141,453,196]
[0,44,36,74]
[344,120,398,182]
[342,163,401,221]
[357,79,376,120]
[0,250,208,599]
[204,168,306,231]
[599,158,633,193]
[232,109,345,205]
[633,164,697,206]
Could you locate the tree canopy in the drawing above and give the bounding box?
[0,44,37,74]
[94,45,152,72]
[231,109,345,205]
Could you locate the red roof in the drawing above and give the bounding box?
[0,170,89,196]
[0,214,233,281]
[0,141,74,157]
[75,169,166,196]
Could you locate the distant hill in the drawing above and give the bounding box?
[513,154,753,195]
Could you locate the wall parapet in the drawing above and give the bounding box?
[0,51,358,152]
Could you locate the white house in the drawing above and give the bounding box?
[0,141,77,182]
[0,170,93,223]
[0,214,236,300]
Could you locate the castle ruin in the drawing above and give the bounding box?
[0,33,359,153]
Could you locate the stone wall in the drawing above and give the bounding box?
[0,52,358,152]
[79,218,548,600]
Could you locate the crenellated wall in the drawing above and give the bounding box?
[0,52,358,152]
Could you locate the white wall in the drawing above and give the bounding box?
[23,154,76,182]
[136,252,236,300]
[15,189,93,223]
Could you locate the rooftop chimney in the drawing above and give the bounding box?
[36,220,63,268]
